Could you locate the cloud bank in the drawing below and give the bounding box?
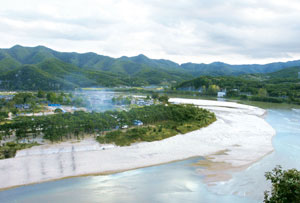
[1,0,300,64]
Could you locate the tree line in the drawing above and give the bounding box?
[0,104,216,144]
[176,76,300,104]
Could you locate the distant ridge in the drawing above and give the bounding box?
[0,45,300,90]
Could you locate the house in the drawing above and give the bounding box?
[23,104,30,109]
[217,91,226,97]
[15,104,23,109]
[136,99,146,106]
[15,104,31,109]
[133,120,143,126]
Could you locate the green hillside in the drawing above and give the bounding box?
[0,65,76,90]
[181,61,300,76]
[0,45,300,90]
[267,66,300,79]
[0,45,194,90]
[0,50,21,72]
[176,74,300,104]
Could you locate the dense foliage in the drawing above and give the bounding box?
[0,112,8,121]
[97,120,212,146]
[181,61,300,76]
[0,92,86,117]
[0,104,216,145]
[97,104,216,146]
[176,74,300,104]
[1,45,300,90]
[0,46,191,90]
[264,165,300,203]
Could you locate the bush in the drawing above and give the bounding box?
[158,95,169,103]
[264,165,300,203]
[54,108,63,113]
[0,112,8,121]
[240,95,248,100]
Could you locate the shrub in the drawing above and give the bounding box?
[264,165,300,203]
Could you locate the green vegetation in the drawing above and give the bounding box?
[54,108,63,113]
[1,45,300,90]
[0,45,191,90]
[158,95,169,103]
[0,112,8,121]
[264,165,300,203]
[0,91,86,116]
[0,142,39,159]
[97,121,210,146]
[97,104,216,146]
[181,61,300,76]
[112,95,132,105]
[0,104,215,146]
[176,75,300,105]
[266,66,300,79]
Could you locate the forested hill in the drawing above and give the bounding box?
[0,45,300,90]
[177,66,300,90]
[181,61,300,76]
[176,67,300,102]
[266,66,300,79]
[0,45,192,90]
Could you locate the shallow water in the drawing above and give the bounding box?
[0,108,299,203]
[209,109,300,200]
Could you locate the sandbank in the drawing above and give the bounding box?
[0,98,275,190]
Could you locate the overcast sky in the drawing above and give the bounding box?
[1,0,300,64]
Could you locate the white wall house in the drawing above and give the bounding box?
[217,92,226,97]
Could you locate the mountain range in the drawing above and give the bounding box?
[0,45,299,90]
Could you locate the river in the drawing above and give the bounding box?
[0,108,299,203]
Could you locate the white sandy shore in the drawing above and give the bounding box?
[0,98,275,189]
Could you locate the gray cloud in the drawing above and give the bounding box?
[0,0,300,64]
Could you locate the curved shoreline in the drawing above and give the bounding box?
[0,98,276,190]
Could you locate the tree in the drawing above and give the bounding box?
[226,90,239,98]
[37,90,45,98]
[0,112,8,121]
[30,101,38,116]
[11,108,19,115]
[151,93,159,100]
[57,95,64,103]
[206,84,220,96]
[258,88,268,97]
[264,165,300,203]
[158,95,169,103]
[54,108,63,113]
[47,92,57,103]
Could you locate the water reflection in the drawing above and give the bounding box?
[0,158,255,203]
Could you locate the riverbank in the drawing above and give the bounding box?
[0,98,275,190]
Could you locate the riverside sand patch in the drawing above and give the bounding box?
[0,98,275,189]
